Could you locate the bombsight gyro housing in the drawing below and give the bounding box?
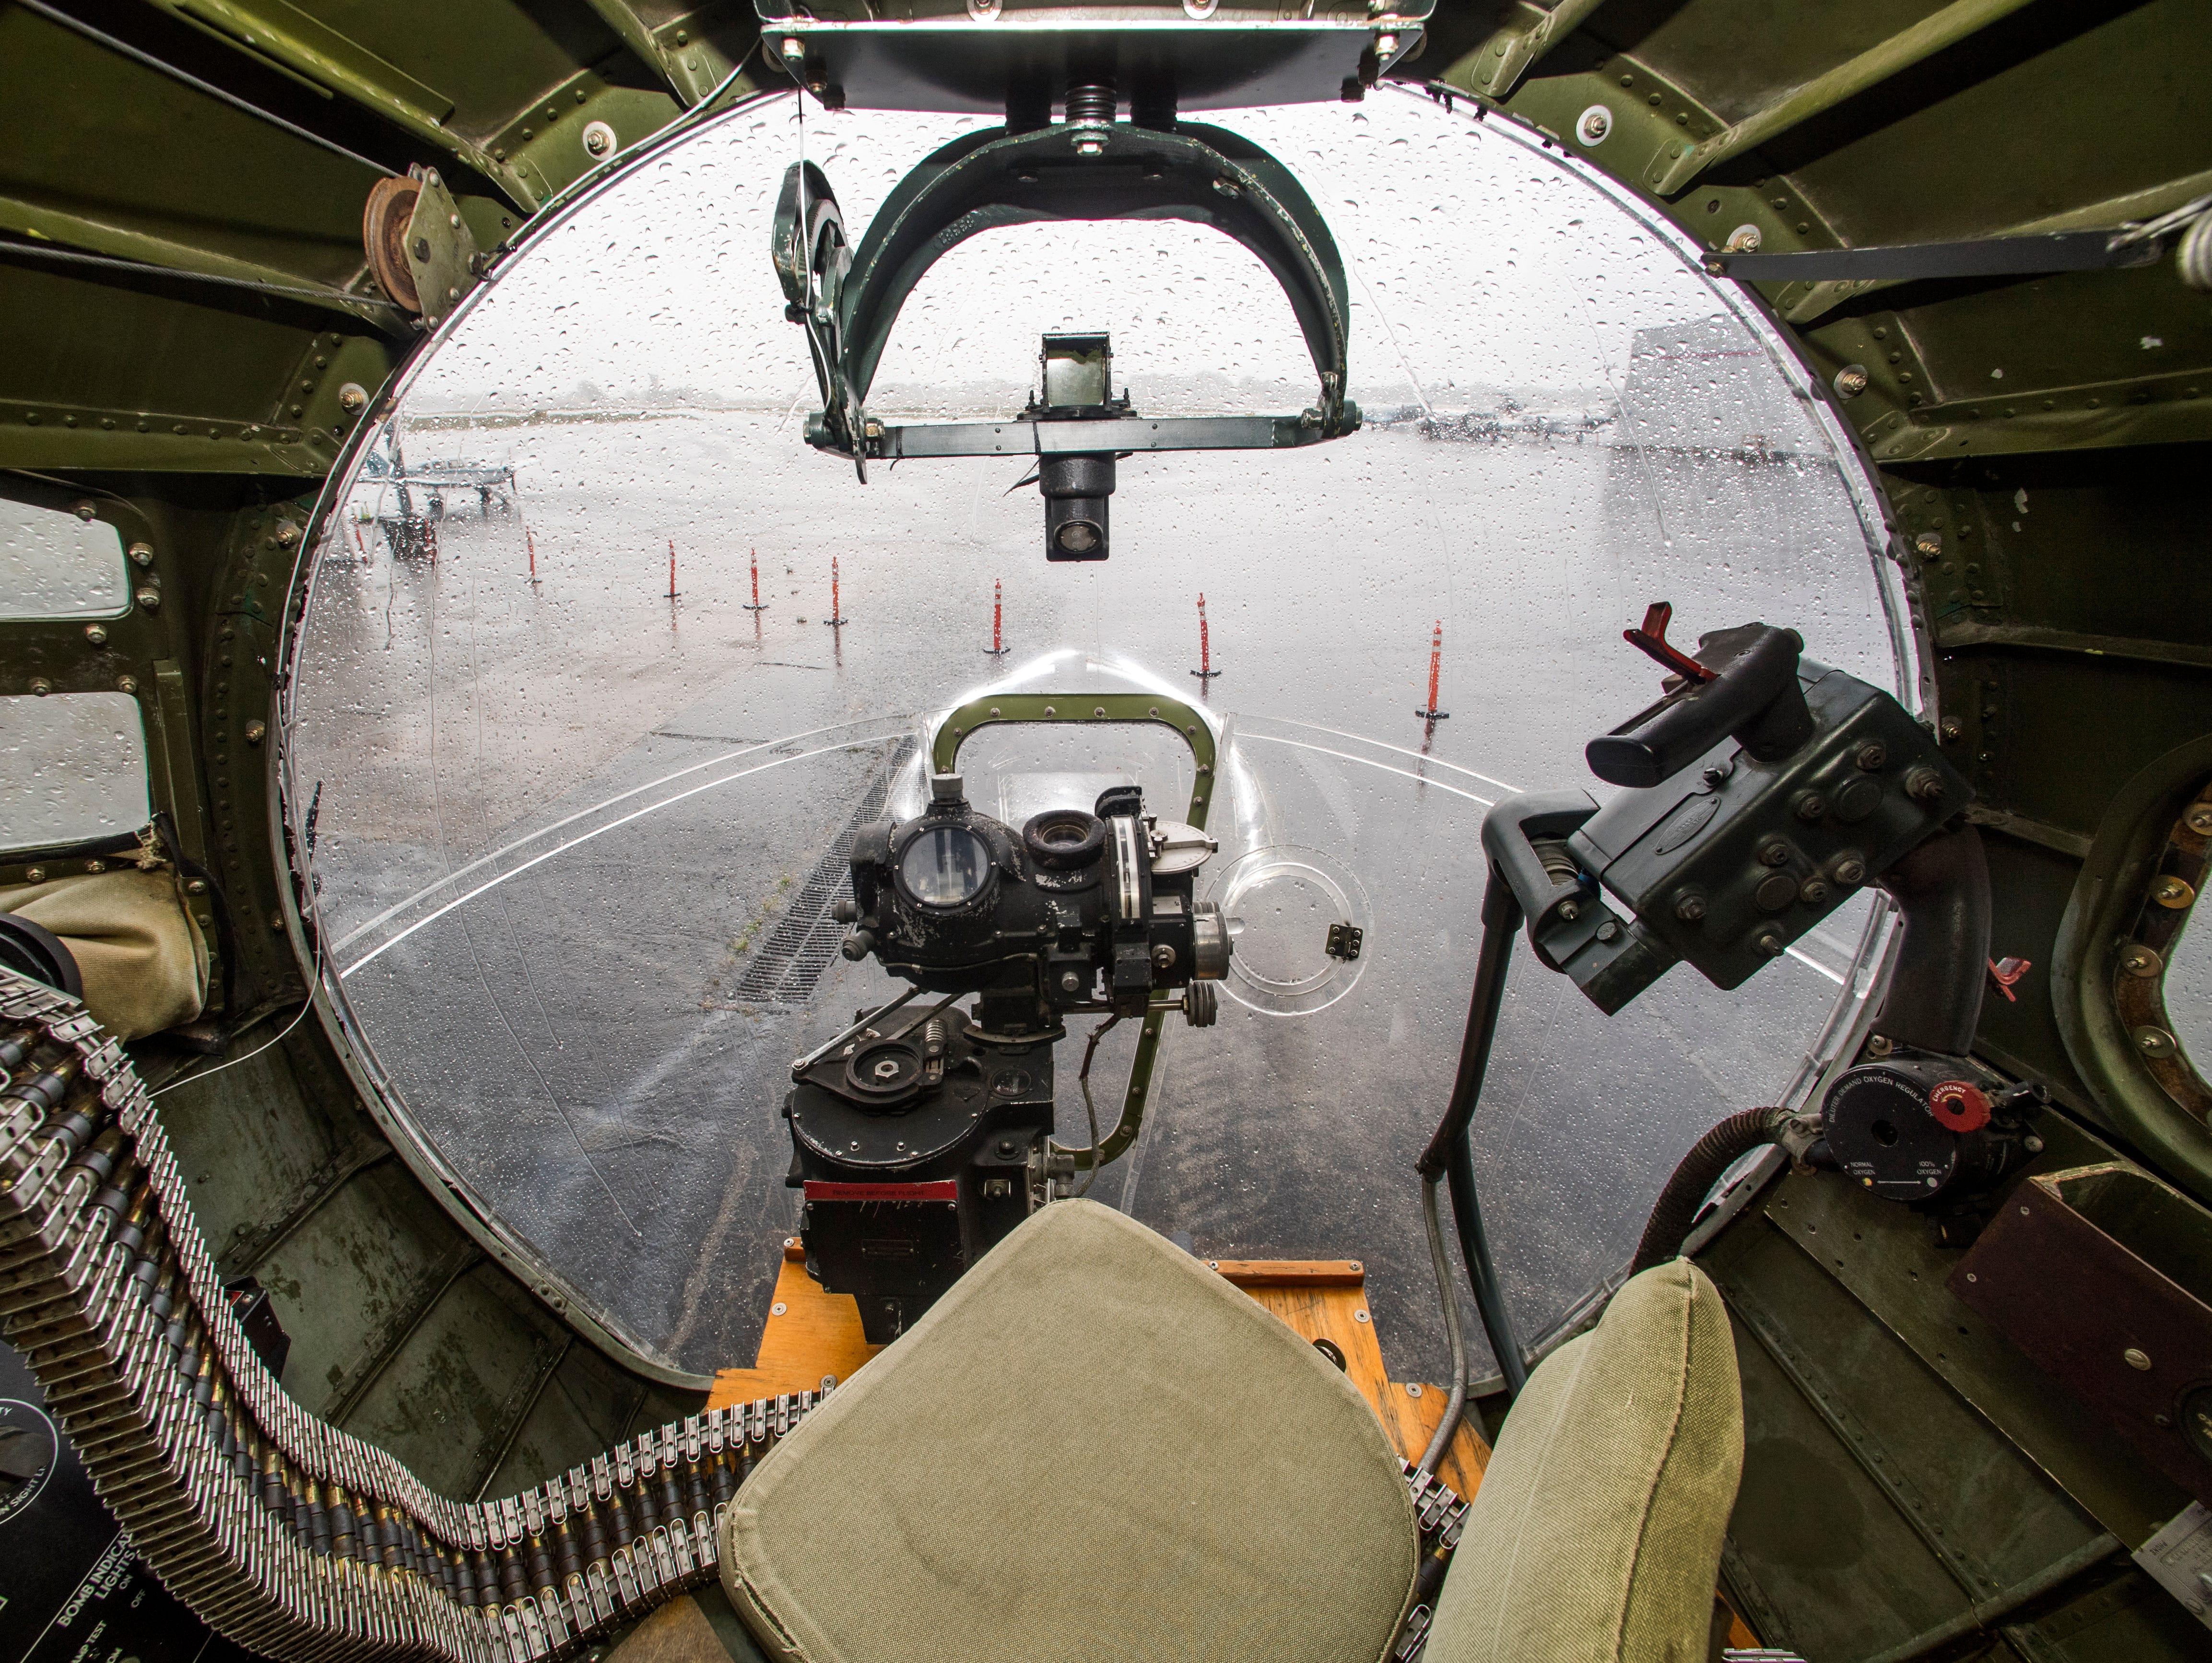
[784,703,1232,1342]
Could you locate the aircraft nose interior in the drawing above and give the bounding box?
[2,5,2209,1663]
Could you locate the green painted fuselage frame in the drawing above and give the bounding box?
[930,691,1217,1170]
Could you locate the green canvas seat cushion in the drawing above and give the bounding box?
[1424,1259,1743,1663]
[0,868,209,1040]
[719,1199,1418,1663]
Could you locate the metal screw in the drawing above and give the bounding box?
[1866,1033,1894,1058]
[1702,763,1731,787]
[186,878,208,895]
[338,383,367,413]
[2186,802,2212,836]
[771,1302,788,1317]
[1151,943,1177,970]
[1755,931,1785,957]
[1353,1309,1370,1323]
[1405,1382,1424,1397]
[2153,875,2196,908]
[24,867,46,883]
[1905,766,1945,803]
[128,541,154,567]
[1799,878,1830,905]
[1915,531,1943,559]
[135,587,160,609]
[28,677,52,696]
[1595,918,1621,943]
[1833,856,1867,885]
[1833,364,1869,399]
[1794,792,1828,821]
[2122,945,2163,977]
[1939,718,1962,741]
[1072,135,1105,156]
[1854,742,1888,771]
[2123,1347,2152,1371]
[1059,970,1082,993]
[83,624,107,646]
[2024,1135,2044,1153]
[73,499,96,521]
[2134,1027,2177,1059]
[116,675,137,694]
[1675,892,1706,923]
[1757,837,1791,867]
[244,720,267,745]
[1725,223,1762,253]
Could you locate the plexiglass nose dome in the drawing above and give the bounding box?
[283,86,1906,1382]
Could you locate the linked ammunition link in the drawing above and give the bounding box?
[0,968,822,1661]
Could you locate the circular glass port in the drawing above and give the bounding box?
[899,824,993,907]
[1208,845,1372,1016]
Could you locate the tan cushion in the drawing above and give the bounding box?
[1425,1259,1743,1663]
[0,868,209,1039]
[720,1199,1417,1663]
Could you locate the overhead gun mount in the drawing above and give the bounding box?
[772,92,1362,554]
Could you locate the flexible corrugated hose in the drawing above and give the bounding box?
[1630,1106,1789,1274]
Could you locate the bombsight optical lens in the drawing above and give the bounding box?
[899,825,993,907]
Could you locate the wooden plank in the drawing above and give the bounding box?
[706,1239,882,1411]
[1228,1271,1492,1499]
[1205,1258,1367,1288]
[1372,1378,1489,1501]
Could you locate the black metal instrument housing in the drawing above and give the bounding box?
[786,1006,1053,1344]
[1483,625,1971,1016]
[845,779,1221,1022]
[1821,1049,2033,1204]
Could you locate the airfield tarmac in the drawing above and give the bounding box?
[287,398,1898,1387]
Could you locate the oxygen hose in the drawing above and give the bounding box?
[1628,1105,1790,1275]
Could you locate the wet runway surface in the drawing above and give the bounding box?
[293,404,1895,1384]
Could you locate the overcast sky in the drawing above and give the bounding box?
[411,87,1750,421]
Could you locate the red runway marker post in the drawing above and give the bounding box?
[525,526,538,584]
[824,556,846,627]
[1415,621,1449,720]
[985,579,1010,655]
[666,538,680,599]
[744,548,767,610]
[1190,593,1221,680]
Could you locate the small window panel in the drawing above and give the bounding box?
[0,693,152,853]
[2167,908,2211,1083]
[0,498,131,620]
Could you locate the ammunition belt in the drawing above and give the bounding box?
[0,966,1474,1660]
[0,967,823,1661]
